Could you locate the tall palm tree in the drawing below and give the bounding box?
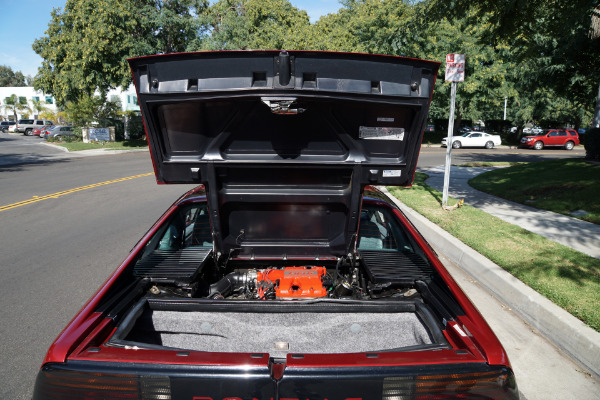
[3,94,29,120]
[3,94,20,120]
[31,98,47,119]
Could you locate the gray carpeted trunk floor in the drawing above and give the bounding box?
[131,310,435,356]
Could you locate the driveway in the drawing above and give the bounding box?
[0,131,69,166]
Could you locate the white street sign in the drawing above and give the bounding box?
[445,54,465,82]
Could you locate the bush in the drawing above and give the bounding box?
[584,128,600,160]
[126,114,145,140]
[484,119,513,133]
[104,118,125,141]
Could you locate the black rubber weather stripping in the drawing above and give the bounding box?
[106,280,152,321]
[96,279,148,317]
[415,280,455,322]
[428,278,465,317]
[106,298,186,351]
[109,298,147,343]
[414,302,448,342]
[147,298,418,314]
[372,343,451,353]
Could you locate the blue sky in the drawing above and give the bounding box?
[0,0,343,79]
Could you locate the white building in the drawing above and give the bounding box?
[0,87,57,120]
[0,86,140,121]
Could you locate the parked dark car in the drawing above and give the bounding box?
[520,128,580,150]
[32,51,518,400]
[0,121,16,133]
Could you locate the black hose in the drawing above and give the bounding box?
[207,272,246,299]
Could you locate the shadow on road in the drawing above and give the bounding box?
[0,135,20,143]
[450,149,585,164]
[0,155,71,172]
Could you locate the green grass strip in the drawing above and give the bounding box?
[469,159,600,225]
[52,140,148,152]
[389,173,600,332]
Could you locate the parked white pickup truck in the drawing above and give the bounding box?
[16,119,54,135]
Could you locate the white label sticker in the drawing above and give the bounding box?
[383,170,401,177]
[377,117,395,122]
[359,127,405,140]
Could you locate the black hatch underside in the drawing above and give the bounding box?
[129,51,439,259]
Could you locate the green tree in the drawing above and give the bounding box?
[33,0,207,105]
[0,66,27,86]
[193,0,310,51]
[138,0,209,54]
[400,6,516,129]
[301,0,416,54]
[424,0,600,127]
[63,94,122,127]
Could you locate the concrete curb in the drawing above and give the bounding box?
[40,142,69,152]
[41,142,149,156]
[381,187,600,379]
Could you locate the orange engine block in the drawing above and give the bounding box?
[257,267,327,298]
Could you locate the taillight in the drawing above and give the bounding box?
[33,368,171,400]
[35,364,517,400]
[383,368,518,400]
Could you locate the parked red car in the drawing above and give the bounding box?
[32,125,52,136]
[520,128,580,150]
[32,51,518,400]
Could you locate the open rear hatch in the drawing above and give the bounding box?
[128,51,439,260]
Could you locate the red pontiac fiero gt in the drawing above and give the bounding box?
[33,51,518,399]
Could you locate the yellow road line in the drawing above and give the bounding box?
[0,172,154,213]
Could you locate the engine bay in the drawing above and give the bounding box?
[107,201,457,354]
[139,256,432,302]
[132,200,437,303]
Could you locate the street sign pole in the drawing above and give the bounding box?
[442,81,457,207]
[442,53,465,208]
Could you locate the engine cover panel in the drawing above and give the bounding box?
[257,267,327,299]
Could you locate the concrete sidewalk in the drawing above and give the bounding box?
[423,165,600,259]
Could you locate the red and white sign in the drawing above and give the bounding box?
[445,54,465,82]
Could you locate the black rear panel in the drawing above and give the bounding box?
[34,361,518,400]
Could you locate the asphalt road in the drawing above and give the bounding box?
[0,133,595,399]
[417,144,587,168]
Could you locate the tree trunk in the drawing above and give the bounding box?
[454,107,463,133]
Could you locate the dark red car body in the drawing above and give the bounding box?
[520,128,580,150]
[33,51,518,399]
[32,125,52,136]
